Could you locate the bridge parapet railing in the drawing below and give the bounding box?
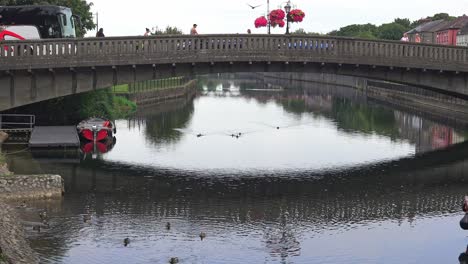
[0,35,467,71]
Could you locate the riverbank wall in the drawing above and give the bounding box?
[0,174,63,264]
[0,175,64,201]
[121,80,197,106]
[0,203,40,264]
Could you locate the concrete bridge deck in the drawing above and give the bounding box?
[0,34,467,110]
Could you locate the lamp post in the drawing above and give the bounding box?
[267,0,271,34]
[284,0,291,34]
[94,12,99,35]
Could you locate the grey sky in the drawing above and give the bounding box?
[88,0,468,37]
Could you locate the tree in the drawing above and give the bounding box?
[292,28,307,35]
[411,13,457,27]
[153,26,183,35]
[432,13,455,21]
[291,29,323,36]
[0,0,95,37]
[377,23,407,40]
[330,23,378,38]
[393,18,411,29]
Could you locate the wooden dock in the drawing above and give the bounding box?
[29,126,80,148]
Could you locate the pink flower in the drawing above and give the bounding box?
[288,9,305,23]
[254,16,268,28]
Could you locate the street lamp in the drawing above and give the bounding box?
[284,0,291,34]
[267,0,271,34]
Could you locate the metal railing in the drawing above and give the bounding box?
[0,114,35,132]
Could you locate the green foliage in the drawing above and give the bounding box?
[432,13,456,21]
[292,28,307,34]
[112,84,129,94]
[153,26,183,35]
[78,88,115,119]
[331,23,378,38]
[328,13,456,40]
[292,28,323,35]
[393,18,411,29]
[355,31,377,39]
[377,23,407,40]
[0,0,95,37]
[112,96,136,119]
[410,13,457,27]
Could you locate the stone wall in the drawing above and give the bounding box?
[0,174,64,263]
[0,203,40,264]
[0,175,64,201]
[126,80,197,106]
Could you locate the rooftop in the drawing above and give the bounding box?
[406,20,446,34]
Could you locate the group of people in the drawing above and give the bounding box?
[400,32,421,43]
[95,24,199,38]
[96,24,257,37]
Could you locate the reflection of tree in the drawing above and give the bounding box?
[331,98,400,139]
[144,100,194,145]
[129,98,194,145]
[281,97,309,115]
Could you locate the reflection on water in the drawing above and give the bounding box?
[5,74,468,264]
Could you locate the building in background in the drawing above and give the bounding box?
[435,15,468,45]
[406,15,468,46]
[406,20,446,43]
[457,24,468,46]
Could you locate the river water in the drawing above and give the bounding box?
[5,75,468,264]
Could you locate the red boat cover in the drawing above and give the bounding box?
[96,129,108,141]
[82,142,108,154]
[81,129,93,141]
[96,142,108,153]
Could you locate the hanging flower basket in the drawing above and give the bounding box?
[269,9,286,28]
[254,16,268,28]
[288,9,305,23]
[271,20,285,28]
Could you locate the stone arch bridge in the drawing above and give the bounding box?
[0,34,467,110]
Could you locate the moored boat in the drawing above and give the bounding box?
[76,117,116,142]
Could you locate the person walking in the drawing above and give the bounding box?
[144,28,151,36]
[190,24,198,35]
[247,29,251,34]
[415,33,421,43]
[96,28,105,37]
[400,33,409,42]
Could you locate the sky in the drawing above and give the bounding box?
[86,0,468,37]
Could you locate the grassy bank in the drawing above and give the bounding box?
[113,96,137,119]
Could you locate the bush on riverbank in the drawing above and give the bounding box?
[113,96,137,119]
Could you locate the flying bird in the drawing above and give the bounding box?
[247,3,262,9]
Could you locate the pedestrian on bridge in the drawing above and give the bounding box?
[190,24,198,35]
[144,28,151,36]
[415,33,421,43]
[400,33,409,42]
[96,28,105,37]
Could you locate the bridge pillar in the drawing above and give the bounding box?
[0,72,15,110]
[13,71,32,107]
[28,70,37,100]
